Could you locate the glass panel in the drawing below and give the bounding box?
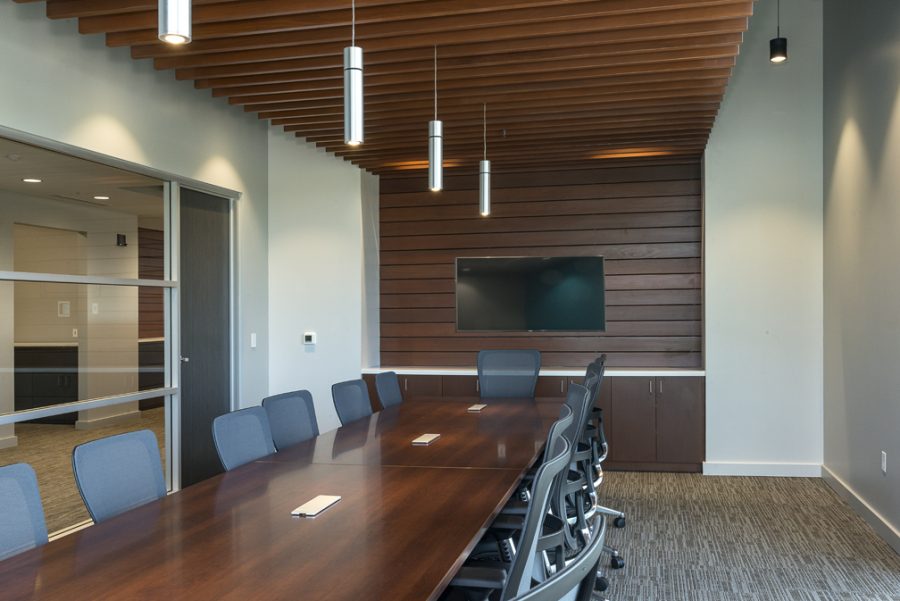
[0,281,166,417]
[0,138,165,279]
[0,402,167,533]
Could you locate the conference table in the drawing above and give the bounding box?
[0,397,562,601]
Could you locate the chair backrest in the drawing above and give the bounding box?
[562,383,593,463]
[477,350,541,399]
[331,379,374,425]
[511,515,608,601]
[262,390,319,450]
[582,355,607,406]
[502,417,572,600]
[212,406,277,471]
[374,371,404,409]
[0,463,48,561]
[72,430,166,523]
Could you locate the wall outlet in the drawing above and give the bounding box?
[72,328,78,338]
[303,332,317,345]
[881,451,887,475]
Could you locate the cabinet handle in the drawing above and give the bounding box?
[560,379,564,393]
[476,380,479,392]
[404,377,408,391]
[649,379,653,394]
[658,379,663,395]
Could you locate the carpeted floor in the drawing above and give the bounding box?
[597,472,900,601]
[0,408,166,534]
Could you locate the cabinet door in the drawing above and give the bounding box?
[535,376,567,398]
[609,377,656,463]
[656,377,705,464]
[402,375,442,401]
[441,375,478,398]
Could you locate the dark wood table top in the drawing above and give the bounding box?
[0,397,561,601]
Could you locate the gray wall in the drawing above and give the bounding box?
[823,0,900,551]
[704,0,824,476]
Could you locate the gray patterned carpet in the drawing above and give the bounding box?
[597,472,900,601]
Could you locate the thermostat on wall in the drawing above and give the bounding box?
[303,332,317,345]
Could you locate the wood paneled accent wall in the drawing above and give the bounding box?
[379,159,703,368]
[138,227,164,340]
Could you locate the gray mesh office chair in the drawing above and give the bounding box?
[447,413,572,601]
[212,406,277,471]
[72,430,166,523]
[331,379,374,425]
[511,516,609,601]
[374,371,404,408]
[477,350,541,399]
[262,390,319,450]
[0,463,48,560]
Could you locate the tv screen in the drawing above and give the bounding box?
[456,256,606,332]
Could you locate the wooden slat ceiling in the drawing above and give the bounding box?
[18,0,753,174]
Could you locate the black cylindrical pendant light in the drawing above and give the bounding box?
[770,0,787,63]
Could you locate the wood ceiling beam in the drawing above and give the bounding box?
[131,3,752,60]
[242,85,727,114]
[176,31,743,81]
[230,76,731,108]
[275,108,721,131]
[44,0,238,19]
[365,150,704,172]
[258,97,724,121]
[195,43,739,90]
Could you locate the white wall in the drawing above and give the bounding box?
[704,0,824,477]
[0,2,269,408]
[823,0,900,552]
[268,130,377,432]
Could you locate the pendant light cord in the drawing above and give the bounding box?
[483,104,487,161]
[433,45,438,120]
[351,0,356,46]
[777,0,781,37]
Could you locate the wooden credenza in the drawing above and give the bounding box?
[363,369,705,472]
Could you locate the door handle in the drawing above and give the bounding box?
[180,356,190,363]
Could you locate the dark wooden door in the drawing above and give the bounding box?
[609,377,656,463]
[656,377,705,464]
[180,188,232,487]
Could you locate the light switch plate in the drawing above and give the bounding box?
[303,331,317,345]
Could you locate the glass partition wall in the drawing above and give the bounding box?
[0,138,177,534]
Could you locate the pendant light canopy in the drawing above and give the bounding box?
[479,104,490,217]
[770,0,787,63]
[158,0,191,45]
[344,0,364,145]
[428,46,443,192]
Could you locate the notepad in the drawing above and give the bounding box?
[467,404,487,413]
[412,433,441,446]
[291,495,341,517]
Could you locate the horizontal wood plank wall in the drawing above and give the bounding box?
[379,159,703,368]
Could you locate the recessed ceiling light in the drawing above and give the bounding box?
[93,195,110,200]
[22,178,42,183]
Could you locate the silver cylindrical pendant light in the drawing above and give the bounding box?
[158,0,191,45]
[344,0,364,145]
[479,104,490,216]
[428,46,443,192]
[429,120,443,192]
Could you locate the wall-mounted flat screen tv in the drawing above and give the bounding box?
[456,256,605,332]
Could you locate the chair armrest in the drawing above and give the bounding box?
[450,565,507,589]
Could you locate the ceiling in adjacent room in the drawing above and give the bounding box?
[16,0,753,174]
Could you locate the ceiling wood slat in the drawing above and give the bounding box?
[24,0,753,173]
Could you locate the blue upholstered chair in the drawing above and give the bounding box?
[262,390,319,450]
[212,406,276,471]
[477,349,541,398]
[374,371,404,409]
[331,379,374,425]
[0,463,49,561]
[72,430,166,524]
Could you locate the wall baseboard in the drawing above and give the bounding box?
[703,461,823,477]
[0,434,18,450]
[823,466,900,555]
[75,410,141,431]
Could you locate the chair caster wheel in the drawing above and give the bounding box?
[594,576,609,592]
[614,516,626,528]
[610,555,625,569]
